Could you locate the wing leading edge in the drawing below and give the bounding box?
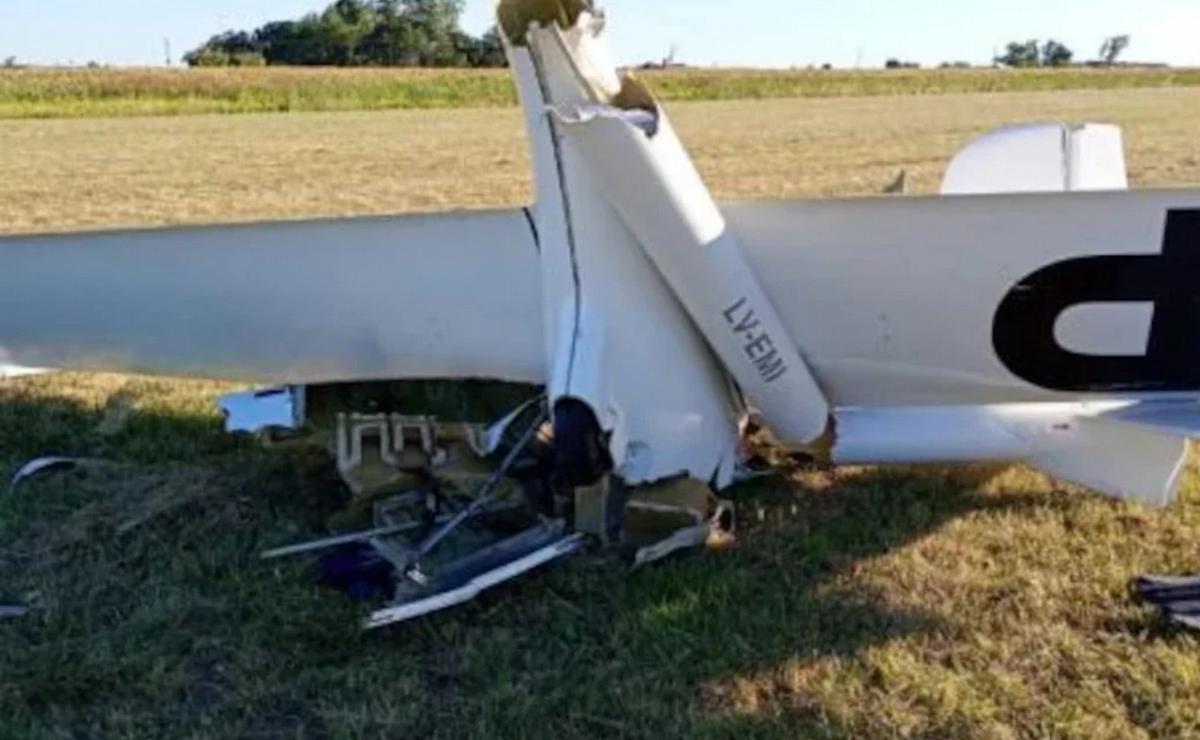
[0,210,545,385]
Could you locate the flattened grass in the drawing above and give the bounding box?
[2,65,1200,119]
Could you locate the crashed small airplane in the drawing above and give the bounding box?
[3,0,1199,628]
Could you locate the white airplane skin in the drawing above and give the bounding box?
[2,2,1199,509]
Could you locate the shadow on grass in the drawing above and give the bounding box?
[415,465,1050,739]
[0,391,1047,739]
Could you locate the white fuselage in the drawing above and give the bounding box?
[2,8,1199,506]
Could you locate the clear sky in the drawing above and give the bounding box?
[1,0,1197,69]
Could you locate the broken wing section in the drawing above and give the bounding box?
[834,402,1190,508]
[0,210,544,385]
[1030,408,1188,509]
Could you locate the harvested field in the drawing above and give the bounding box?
[2,87,1198,235]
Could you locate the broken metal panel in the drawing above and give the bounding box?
[303,381,539,430]
[508,19,744,490]
[260,395,735,628]
[520,10,831,447]
[0,365,50,379]
[261,519,443,561]
[1134,575,1200,631]
[623,478,736,568]
[0,605,27,620]
[263,402,584,629]
[554,103,832,447]
[8,457,105,496]
[333,412,495,497]
[367,531,586,629]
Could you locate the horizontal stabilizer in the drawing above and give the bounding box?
[1030,408,1189,509]
[833,402,1191,508]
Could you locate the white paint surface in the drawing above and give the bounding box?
[1055,302,1154,357]
[942,123,1128,195]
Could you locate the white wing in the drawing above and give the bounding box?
[0,209,544,384]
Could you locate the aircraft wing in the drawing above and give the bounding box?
[0,209,545,385]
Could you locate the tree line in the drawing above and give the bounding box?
[886,36,1134,71]
[993,35,1132,68]
[185,2,1137,73]
[185,0,506,68]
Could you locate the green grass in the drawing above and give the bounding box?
[2,374,1199,738]
[3,89,1200,737]
[3,65,1200,119]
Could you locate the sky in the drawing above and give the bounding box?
[1,0,1197,69]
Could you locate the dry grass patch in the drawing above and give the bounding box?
[2,87,1198,235]
[3,65,1199,120]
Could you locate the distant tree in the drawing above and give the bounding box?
[186,0,495,68]
[994,39,1073,68]
[1099,35,1131,65]
[184,30,267,67]
[1041,39,1074,67]
[358,14,425,65]
[418,0,471,66]
[995,40,1041,68]
[402,0,463,37]
[459,27,507,68]
[185,48,266,67]
[2,56,16,68]
[318,0,379,65]
[256,19,327,66]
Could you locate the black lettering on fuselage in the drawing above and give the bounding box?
[724,297,789,384]
[993,209,1200,392]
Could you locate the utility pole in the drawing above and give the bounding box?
[164,38,173,67]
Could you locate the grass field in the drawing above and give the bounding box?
[2,89,1200,738]
[2,65,1200,119]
